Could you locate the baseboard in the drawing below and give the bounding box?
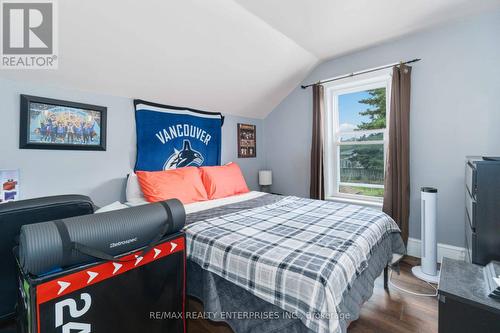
[406,237,466,263]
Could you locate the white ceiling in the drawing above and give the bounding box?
[1,0,499,118]
[234,0,500,60]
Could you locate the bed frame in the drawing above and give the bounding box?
[384,253,404,289]
[384,266,389,289]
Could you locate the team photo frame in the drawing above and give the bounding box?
[19,95,107,151]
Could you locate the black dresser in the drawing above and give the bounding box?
[465,157,500,265]
[438,258,500,333]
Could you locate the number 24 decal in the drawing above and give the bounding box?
[55,293,92,333]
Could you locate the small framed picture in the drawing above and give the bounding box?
[0,169,20,204]
[237,123,256,158]
[19,95,107,151]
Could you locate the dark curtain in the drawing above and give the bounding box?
[310,84,325,200]
[383,64,412,244]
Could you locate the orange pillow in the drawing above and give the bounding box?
[136,167,208,204]
[201,163,250,199]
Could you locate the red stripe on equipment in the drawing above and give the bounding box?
[36,237,185,304]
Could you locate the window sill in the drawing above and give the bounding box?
[325,196,383,209]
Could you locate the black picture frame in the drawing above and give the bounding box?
[237,123,256,158]
[19,95,107,151]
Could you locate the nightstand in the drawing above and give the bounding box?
[438,258,500,333]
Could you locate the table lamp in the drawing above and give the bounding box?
[259,170,272,193]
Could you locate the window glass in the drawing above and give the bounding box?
[338,88,386,131]
[326,80,389,200]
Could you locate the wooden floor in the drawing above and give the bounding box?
[187,256,438,333]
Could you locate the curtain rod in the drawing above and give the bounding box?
[301,58,421,89]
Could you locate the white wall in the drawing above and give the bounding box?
[263,10,500,247]
[0,78,265,207]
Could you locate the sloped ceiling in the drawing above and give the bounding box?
[234,0,500,60]
[1,0,499,118]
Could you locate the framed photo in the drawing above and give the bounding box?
[20,95,107,151]
[237,123,256,158]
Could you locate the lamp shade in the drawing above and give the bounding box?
[258,170,272,186]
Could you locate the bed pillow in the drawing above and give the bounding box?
[136,167,208,204]
[95,201,129,214]
[125,171,145,203]
[201,162,249,199]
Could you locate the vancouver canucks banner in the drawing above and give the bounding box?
[134,100,224,171]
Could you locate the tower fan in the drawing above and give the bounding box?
[412,187,440,283]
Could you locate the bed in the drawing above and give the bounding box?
[127,190,405,333]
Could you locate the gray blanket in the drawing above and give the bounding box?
[186,194,405,333]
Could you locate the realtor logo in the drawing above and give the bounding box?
[1,0,58,69]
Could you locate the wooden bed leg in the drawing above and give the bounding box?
[384,265,389,290]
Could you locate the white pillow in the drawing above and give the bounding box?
[95,201,129,213]
[125,171,145,203]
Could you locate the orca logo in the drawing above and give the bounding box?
[164,140,204,169]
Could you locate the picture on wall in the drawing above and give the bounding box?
[237,123,256,158]
[0,169,19,204]
[19,95,107,151]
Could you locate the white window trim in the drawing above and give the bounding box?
[323,69,392,206]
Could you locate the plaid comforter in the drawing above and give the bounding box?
[185,196,402,333]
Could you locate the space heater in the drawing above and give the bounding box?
[412,187,440,284]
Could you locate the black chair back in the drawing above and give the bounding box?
[0,195,94,322]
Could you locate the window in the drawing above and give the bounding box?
[324,72,391,203]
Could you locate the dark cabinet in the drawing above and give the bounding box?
[465,157,500,265]
[439,258,500,333]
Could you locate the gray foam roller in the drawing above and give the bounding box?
[19,199,185,275]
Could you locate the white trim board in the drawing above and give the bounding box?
[406,237,466,263]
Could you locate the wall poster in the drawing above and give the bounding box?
[238,123,256,158]
[0,169,20,204]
